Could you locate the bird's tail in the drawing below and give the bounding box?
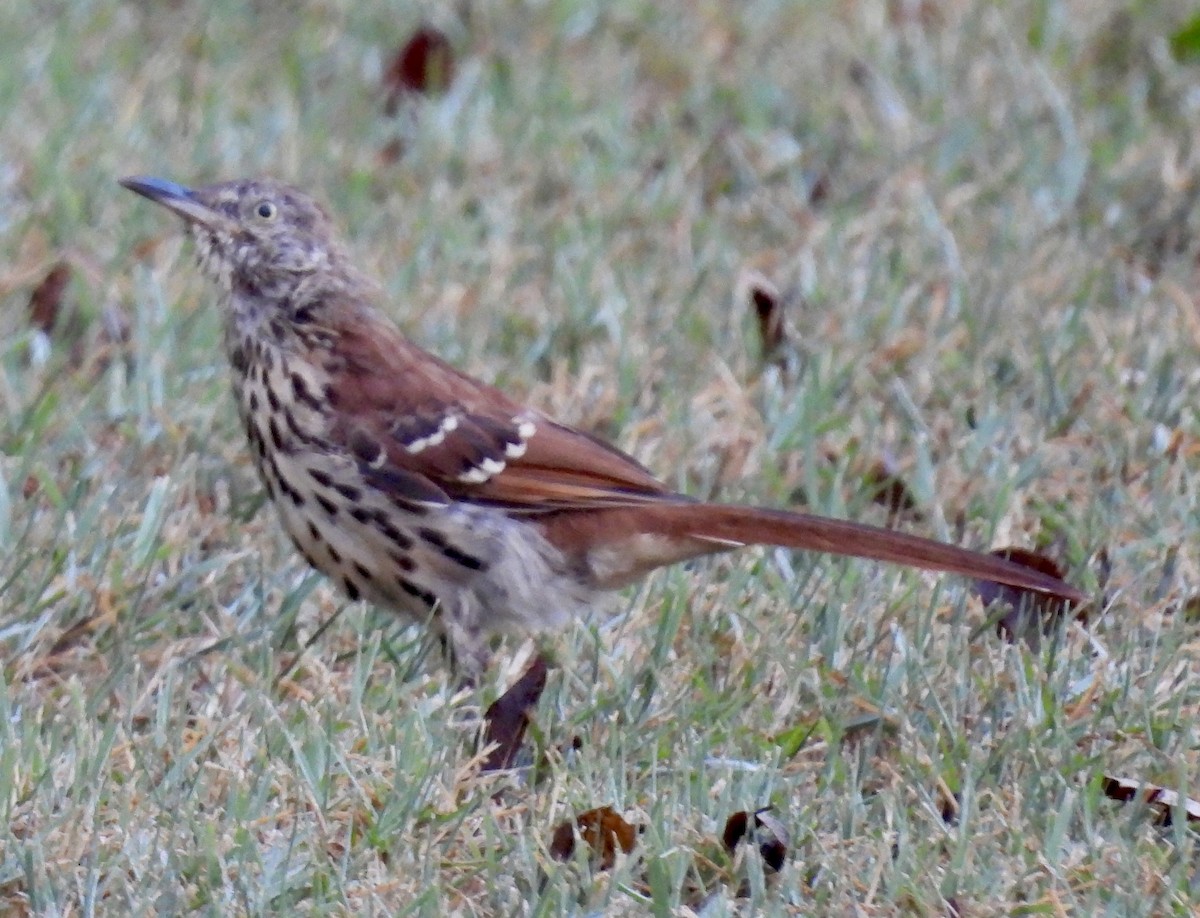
[586,502,1085,603]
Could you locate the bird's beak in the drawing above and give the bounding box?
[119,176,230,233]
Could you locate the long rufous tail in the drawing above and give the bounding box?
[569,502,1086,603]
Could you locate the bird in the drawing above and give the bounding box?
[119,175,1085,671]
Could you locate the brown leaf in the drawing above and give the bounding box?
[973,547,1082,644]
[195,489,216,516]
[377,138,405,166]
[939,789,961,826]
[807,170,831,206]
[383,26,455,112]
[28,261,71,335]
[862,457,921,522]
[1094,546,1112,592]
[722,806,789,872]
[1102,775,1200,827]
[748,277,787,360]
[722,810,750,851]
[481,654,547,772]
[549,806,638,869]
[1179,594,1200,624]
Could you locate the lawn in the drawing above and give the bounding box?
[3,0,1200,913]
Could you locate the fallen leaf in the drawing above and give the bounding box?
[28,261,71,335]
[862,457,921,522]
[1094,546,1112,592]
[807,170,830,206]
[377,138,405,166]
[384,26,455,112]
[549,806,638,869]
[1101,775,1200,827]
[481,654,547,772]
[973,547,1081,644]
[939,788,961,826]
[747,276,786,360]
[722,806,789,872]
[722,811,750,851]
[1179,594,1200,624]
[195,489,216,516]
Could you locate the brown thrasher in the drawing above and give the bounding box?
[120,176,1084,670]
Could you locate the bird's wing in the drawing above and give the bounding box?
[323,316,675,511]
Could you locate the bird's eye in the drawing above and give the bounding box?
[255,201,277,220]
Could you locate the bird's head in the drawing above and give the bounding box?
[120,176,351,305]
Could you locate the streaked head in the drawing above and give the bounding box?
[120,176,346,300]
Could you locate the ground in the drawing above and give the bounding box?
[3,0,1200,913]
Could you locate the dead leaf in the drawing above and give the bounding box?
[1102,775,1200,827]
[1094,546,1112,593]
[28,261,71,335]
[747,275,786,360]
[939,787,961,826]
[549,806,638,869]
[377,138,405,166]
[481,654,547,772]
[384,26,455,113]
[722,806,789,872]
[1179,594,1200,624]
[862,457,921,522]
[195,489,216,516]
[807,170,830,206]
[973,547,1082,644]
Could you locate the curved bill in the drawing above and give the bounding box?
[119,176,228,233]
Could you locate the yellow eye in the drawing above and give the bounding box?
[255,201,277,220]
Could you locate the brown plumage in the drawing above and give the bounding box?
[119,175,1085,670]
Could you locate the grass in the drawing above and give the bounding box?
[3,0,1200,913]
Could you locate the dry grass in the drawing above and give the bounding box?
[4,0,1200,913]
